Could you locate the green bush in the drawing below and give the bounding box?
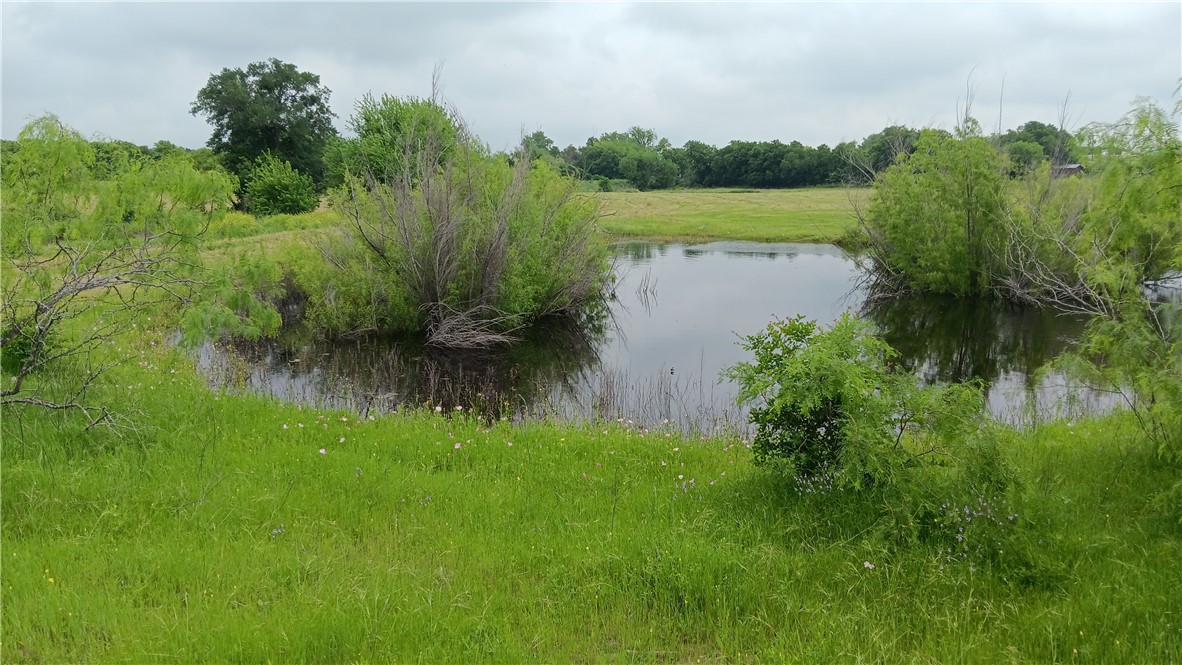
[245,154,319,216]
[862,128,1006,296]
[727,314,1027,564]
[729,314,903,485]
[318,93,611,347]
[278,239,420,337]
[860,99,1180,305]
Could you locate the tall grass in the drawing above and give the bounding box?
[3,318,1180,663]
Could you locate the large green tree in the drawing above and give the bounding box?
[999,120,1076,164]
[191,58,337,190]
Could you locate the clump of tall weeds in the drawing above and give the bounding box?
[303,84,610,348]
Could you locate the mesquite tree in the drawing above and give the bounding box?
[1,115,236,427]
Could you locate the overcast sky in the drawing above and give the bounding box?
[3,2,1179,152]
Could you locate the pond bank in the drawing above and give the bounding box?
[4,330,1179,663]
[198,240,1111,432]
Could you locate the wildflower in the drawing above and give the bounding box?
[298,423,304,428]
[319,448,327,455]
[339,437,346,443]
[673,447,679,452]
[863,561,875,570]
[506,441,513,447]
[282,424,288,430]
[454,405,463,411]
[678,474,684,480]
[341,416,348,422]
[435,405,443,413]
[661,460,667,466]
[454,443,462,449]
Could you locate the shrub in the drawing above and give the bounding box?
[728,314,914,486]
[860,128,1007,297]
[726,314,1025,562]
[245,154,318,216]
[324,91,611,347]
[1,115,237,426]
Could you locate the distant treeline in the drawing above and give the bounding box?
[1,53,1082,200]
[0,59,1092,200]
[0,119,1078,198]
[524,121,1077,191]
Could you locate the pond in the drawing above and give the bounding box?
[197,241,1114,433]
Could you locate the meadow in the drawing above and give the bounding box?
[4,299,1181,663]
[596,188,866,244]
[202,187,869,249]
[3,189,1180,663]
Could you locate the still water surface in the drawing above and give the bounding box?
[199,241,1107,433]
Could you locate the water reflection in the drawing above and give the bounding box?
[864,296,1089,386]
[202,311,607,421]
[197,241,1136,431]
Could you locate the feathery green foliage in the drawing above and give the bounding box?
[245,153,319,216]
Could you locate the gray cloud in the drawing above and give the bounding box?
[3,2,1178,152]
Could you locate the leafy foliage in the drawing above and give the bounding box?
[727,313,993,484]
[302,92,611,347]
[245,153,319,216]
[0,115,95,249]
[581,135,679,191]
[726,314,1027,565]
[998,120,1076,164]
[1052,309,1180,464]
[191,58,337,189]
[181,252,285,343]
[325,93,460,188]
[1004,140,1044,175]
[1,115,238,425]
[862,127,1006,296]
[860,98,1180,306]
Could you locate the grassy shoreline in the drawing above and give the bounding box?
[4,191,1180,663]
[3,317,1180,663]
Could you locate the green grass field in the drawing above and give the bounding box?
[3,324,1180,662]
[596,188,867,244]
[4,194,1180,663]
[200,188,867,251]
